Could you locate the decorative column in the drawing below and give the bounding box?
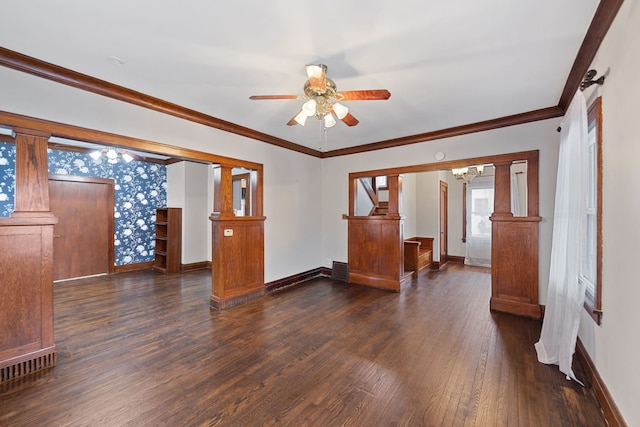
[209,165,266,309]
[0,128,58,381]
[490,159,542,319]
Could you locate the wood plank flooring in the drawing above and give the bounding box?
[0,264,606,426]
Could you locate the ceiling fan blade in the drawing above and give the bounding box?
[336,89,391,101]
[249,95,299,100]
[306,64,327,93]
[341,113,359,127]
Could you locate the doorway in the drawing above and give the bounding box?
[49,175,114,281]
[439,180,448,266]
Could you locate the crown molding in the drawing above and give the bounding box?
[0,0,624,159]
[0,47,321,158]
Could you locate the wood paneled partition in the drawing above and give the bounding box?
[348,216,405,291]
[0,129,57,381]
[490,154,542,319]
[347,174,408,291]
[209,165,266,309]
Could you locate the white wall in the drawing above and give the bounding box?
[415,172,440,259]
[401,173,417,239]
[0,68,324,283]
[577,1,640,425]
[167,162,211,264]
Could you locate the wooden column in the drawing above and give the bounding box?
[492,161,513,218]
[213,165,234,219]
[0,128,58,382]
[210,165,266,309]
[490,158,542,319]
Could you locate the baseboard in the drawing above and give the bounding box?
[490,296,542,320]
[113,261,154,273]
[265,267,329,293]
[447,255,465,263]
[181,261,211,271]
[575,338,628,427]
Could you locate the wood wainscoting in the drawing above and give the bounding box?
[210,215,266,309]
[347,215,407,291]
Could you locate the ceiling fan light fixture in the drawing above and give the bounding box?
[332,102,349,119]
[294,110,308,126]
[302,99,317,116]
[324,113,336,128]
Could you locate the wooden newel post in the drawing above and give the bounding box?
[387,174,402,217]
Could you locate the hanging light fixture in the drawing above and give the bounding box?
[324,113,337,128]
[452,165,485,182]
[89,147,134,164]
[332,102,349,120]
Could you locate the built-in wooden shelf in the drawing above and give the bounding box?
[153,208,181,274]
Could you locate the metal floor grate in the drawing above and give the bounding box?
[331,261,349,282]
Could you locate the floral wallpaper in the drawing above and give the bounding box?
[0,142,16,216]
[0,142,167,266]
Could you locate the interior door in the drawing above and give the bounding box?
[440,180,448,265]
[49,175,114,281]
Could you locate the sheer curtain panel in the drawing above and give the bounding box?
[534,90,588,382]
[464,176,494,267]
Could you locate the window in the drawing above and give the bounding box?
[580,97,603,324]
[469,185,494,238]
[375,175,388,190]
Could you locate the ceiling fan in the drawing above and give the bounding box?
[249,64,391,128]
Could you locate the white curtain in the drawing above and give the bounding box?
[535,90,588,382]
[464,176,494,267]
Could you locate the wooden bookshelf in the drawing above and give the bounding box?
[153,208,181,274]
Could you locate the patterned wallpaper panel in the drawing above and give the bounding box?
[0,142,167,266]
[0,142,15,216]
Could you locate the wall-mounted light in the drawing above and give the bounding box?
[90,147,134,164]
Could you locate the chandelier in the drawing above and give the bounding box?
[89,147,134,164]
[452,165,485,182]
[292,65,349,128]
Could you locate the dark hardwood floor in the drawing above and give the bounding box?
[0,264,605,426]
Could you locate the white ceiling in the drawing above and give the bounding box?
[1,0,599,152]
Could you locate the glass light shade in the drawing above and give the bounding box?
[294,110,308,126]
[452,168,468,176]
[106,149,118,160]
[332,102,349,119]
[302,99,317,116]
[324,113,336,128]
[89,150,102,160]
[476,165,485,174]
[121,152,134,163]
[305,65,324,80]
